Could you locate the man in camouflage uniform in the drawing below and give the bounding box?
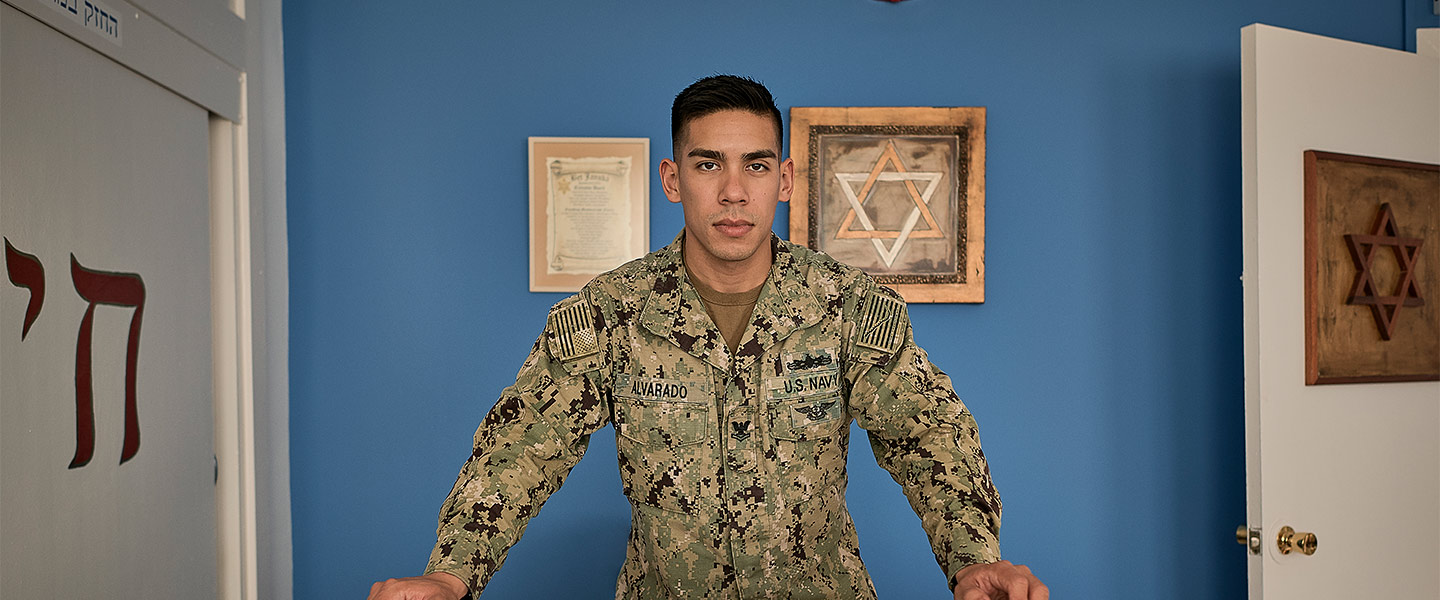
[371,76,1047,600]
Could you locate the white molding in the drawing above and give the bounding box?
[219,1,292,596]
[211,112,246,600]
[236,72,261,600]
[2,0,241,120]
[131,0,244,69]
[219,0,291,594]
[212,71,261,600]
[242,1,291,597]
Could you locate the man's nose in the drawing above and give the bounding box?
[720,169,748,204]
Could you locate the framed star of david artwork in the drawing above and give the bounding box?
[789,107,984,303]
[1303,150,1439,384]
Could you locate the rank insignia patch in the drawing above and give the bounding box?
[857,290,904,353]
[547,300,598,361]
[731,421,751,442]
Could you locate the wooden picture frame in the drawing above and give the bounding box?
[528,137,649,292]
[1303,150,1439,384]
[789,106,984,303]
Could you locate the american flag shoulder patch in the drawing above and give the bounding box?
[547,299,598,361]
[856,290,904,353]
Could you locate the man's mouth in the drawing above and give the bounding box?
[713,219,754,238]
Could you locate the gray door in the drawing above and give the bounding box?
[1,4,217,597]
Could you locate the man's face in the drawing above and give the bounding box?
[661,109,793,277]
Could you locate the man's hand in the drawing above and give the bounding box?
[952,560,1048,600]
[367,572,468,600]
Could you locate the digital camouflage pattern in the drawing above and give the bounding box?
[425,234,1002,599]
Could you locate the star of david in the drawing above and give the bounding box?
[1344,202,1426,340]
[832,140,945,267]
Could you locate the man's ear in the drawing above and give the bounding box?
[778,157,795,203]
[660,158,682,204]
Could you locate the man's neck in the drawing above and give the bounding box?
[682,236,773,293]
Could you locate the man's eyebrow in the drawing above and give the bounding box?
[687,148,723,160]
[741,149,778,162]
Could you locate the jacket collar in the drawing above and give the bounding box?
[640,232,823,372]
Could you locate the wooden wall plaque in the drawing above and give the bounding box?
[1304,150,1439,384]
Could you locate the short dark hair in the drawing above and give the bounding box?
[671,75,783,154]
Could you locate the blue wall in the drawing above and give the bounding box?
[284,2,1435,598]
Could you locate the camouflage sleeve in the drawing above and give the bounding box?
[422,294,610,596]
[843,284,1002,589]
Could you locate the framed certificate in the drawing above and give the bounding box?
[528,137,649,292]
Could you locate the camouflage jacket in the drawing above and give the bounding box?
[426,235,1002,599]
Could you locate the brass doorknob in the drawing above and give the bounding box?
[1277,526,1318,556]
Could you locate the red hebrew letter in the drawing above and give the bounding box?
[4,238,45,340]
[70,255,146,468]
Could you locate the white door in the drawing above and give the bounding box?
[1241,24,1440,599]
[0,4,217,597]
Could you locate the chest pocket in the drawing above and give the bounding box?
[615,397,709,447]
[765,375,847,514]
[613,374,713,515]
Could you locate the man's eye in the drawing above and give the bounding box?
[697,161,719,171]
[746,163,769,172]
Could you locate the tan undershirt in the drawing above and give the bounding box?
[685,268,763,355]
